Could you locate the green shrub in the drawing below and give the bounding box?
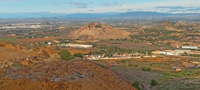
[128,64,138,67]
[121,60,126,63]
[151,79,158,86]
[146,67,151,71]
[100,65,105,68]
[142,67,146,71]
[88,51,93,55]
[12,61,21,67]
[74,53,83,58]
[132,81,141,90]
[59,50,74,61]
[142,67,151,71]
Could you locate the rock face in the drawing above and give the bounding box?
[0,59,136,90]
[68,23,132,40]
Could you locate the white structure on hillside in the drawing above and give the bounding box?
[152,50,191,56]
[182,46,198,50]
[57,43,93,48]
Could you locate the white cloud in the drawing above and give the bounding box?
[51,0,200,14]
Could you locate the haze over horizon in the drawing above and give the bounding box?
[0,0,200,14]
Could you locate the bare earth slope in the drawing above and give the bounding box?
[0,59,136,90]
[0,42,36,63]
[0,41,54,64]
[68,23,132,40]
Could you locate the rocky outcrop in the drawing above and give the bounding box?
[38,47,55,58]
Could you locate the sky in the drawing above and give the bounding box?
[0,0,200,14]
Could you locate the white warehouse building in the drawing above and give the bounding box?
[57,43,93,48]
[182,46,198,50]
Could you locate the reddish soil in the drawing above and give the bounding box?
[141,57,164,62]
[0,42,37,63]
[150,66,165,71]
[17,37,57,42]
[0,59,136,90]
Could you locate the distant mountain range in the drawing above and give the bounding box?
[0,11,200,19]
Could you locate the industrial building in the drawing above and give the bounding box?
[57,43,93,48]
[181,46,198,50]
[152,50,191,56]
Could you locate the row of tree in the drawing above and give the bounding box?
[132,79,158,90]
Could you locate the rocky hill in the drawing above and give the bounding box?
[0,41,136,90]
[68,23,132,40]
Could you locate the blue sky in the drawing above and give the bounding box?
[0,0,200,13]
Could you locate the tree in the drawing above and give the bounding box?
[166,42,171,46]
[151,79,158,86]
[59,50,74,61]
[146,67,151,71]
[142,67,151,71]
[74,53,83,58]
[132,81,141,90]
[88,51,93,55]
[148,50,152,55]
[106,46,118,57]
[142,67,146,71]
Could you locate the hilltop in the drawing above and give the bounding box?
[68,23,132,40]
[0,59,136,90]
